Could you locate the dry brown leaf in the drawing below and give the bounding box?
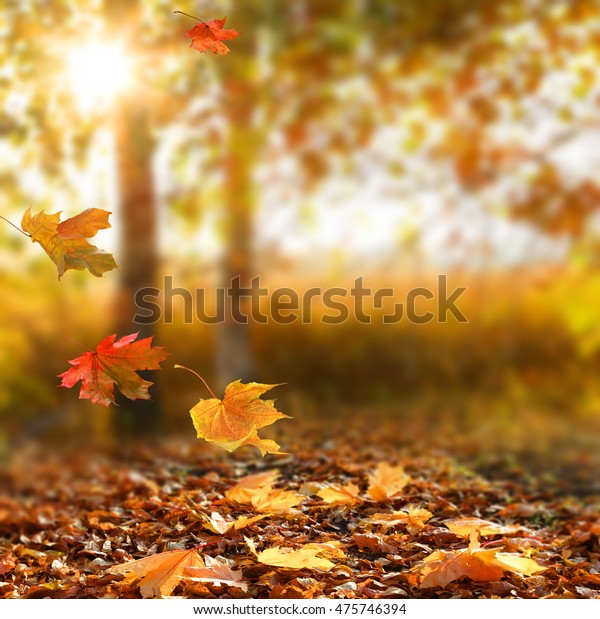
[367,463,410,501]
[225,470,280,504]
[367,506,433,535]
[317,482,361,506]
[109,548,205,598]
[445,517,524,538]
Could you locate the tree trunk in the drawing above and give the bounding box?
[216,32,260,389]
[106,1,161,438]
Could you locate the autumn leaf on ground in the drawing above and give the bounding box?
[21,208,117,279]
[176,367,290,455]
[445,517,526,538]
[176,12,240,55]
[416,537,546,589]
[317,482,361,507]
[367,463,410,501]
[59,333,168,407]
[367,506,433,535]
[109,548,205,598]
[250,487,304,514]
[225,470,280,504]
[201,511,267,534]
[184,556,247,591]
[246,539,343,571]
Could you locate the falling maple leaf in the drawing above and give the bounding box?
[367,463,410,501]
[59,332,169,407]
[246,538,344,571]
[109,548,205,598]
[179,14,241,55]
[444,517,525,538]
[184,556,247,591]
[21,208,117,279]
[177,368,290,455]
[416,536,546,589]
[367,506,433,535]
[317,482,361,506]
[225,470,280,504]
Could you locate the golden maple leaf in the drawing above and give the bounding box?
[250,487,304,513]
[179,373,290,455]
[367,463,410,501]
[444,517,525,538]
[246,538,344,571]
[317,482,361,506]
[225,470,280,504]
[367,506,433,535]
[416,537,546,589]
[201,511,267,534]
[21,208,117,279]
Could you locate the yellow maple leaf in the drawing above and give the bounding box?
[367,506,433,535]
[109,548,205,598]
[367,463,410,501]
[201,511,267,534]
[178,370,290,455]
[250,487,304,513]
[444,517,525,538]
[247,539,343,571]
[225,470,280,504]
[21,208,117,279]
[317,482,361,506]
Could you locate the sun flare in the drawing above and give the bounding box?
[65,41,133,111]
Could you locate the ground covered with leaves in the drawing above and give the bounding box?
[0,418,599,600]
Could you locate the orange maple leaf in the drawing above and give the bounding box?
[317,482,361,506]
[21,207,117,279]
[179,14,241,55]
[416,537,546,589]
[109,548,205,598]
[225,470,280,504]
[59,333,169,407]
[444,517,526,538]
[177,366,290,455]
[184,556,247,591]
[367,506,433,535]
[367,463,410,501]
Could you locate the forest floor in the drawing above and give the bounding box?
[0,414,599,599]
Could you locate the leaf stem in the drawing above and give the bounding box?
[64,335,94,352]
[173,10,208,27]
[0,216,30,237]
[174,364,218,399]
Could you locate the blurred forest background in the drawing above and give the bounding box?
[1,0,600,488]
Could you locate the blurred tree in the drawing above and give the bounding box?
[3,0,600,433]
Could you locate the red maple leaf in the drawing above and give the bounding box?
[59,333,169,407]
[184,17,241,54]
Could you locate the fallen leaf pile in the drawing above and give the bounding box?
[0,419,598,599]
